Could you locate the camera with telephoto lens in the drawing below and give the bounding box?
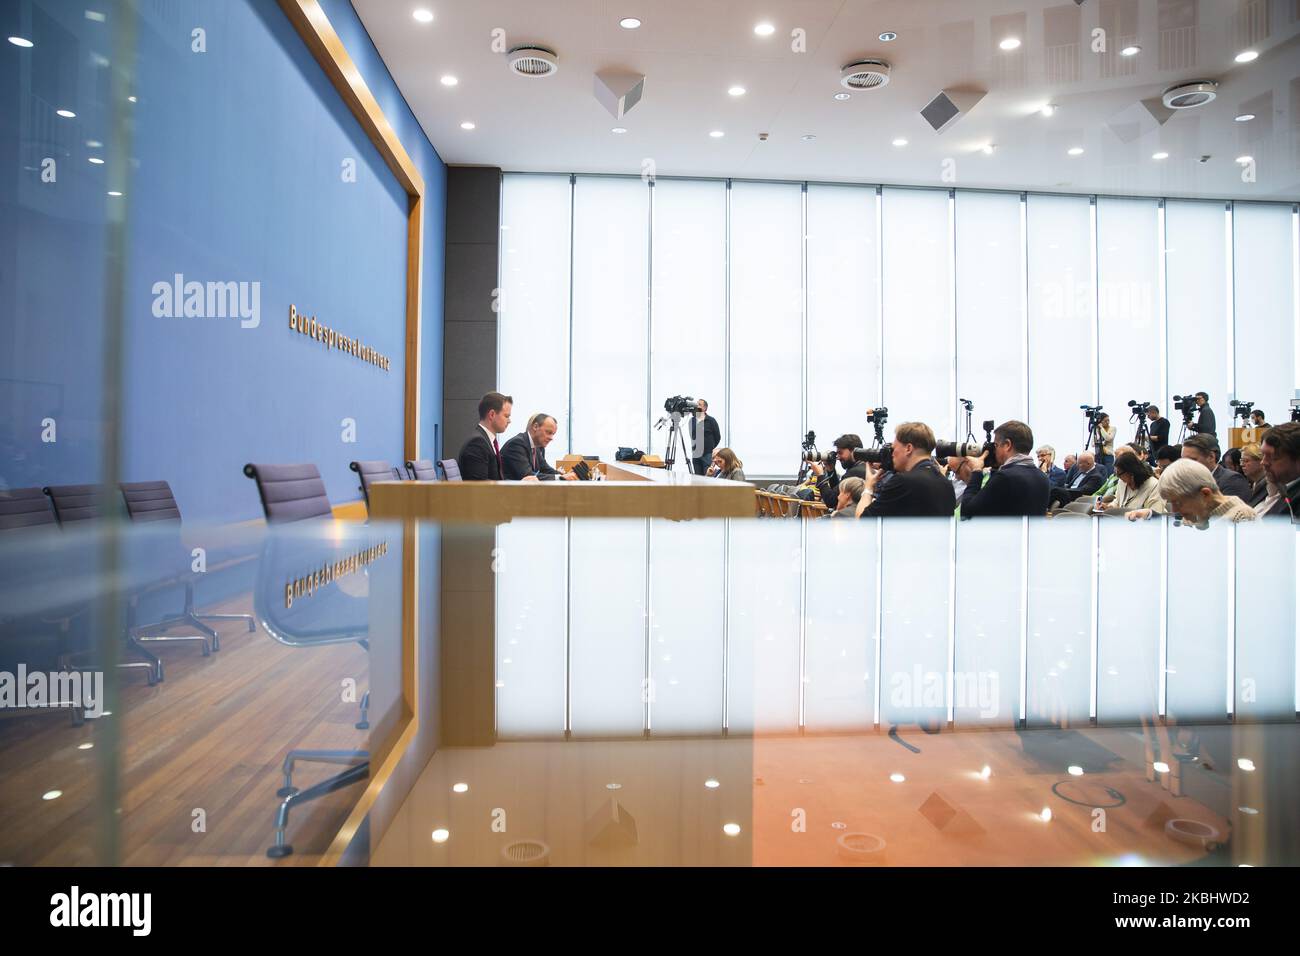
[1229,399,1254,421]
[1172,394,1197,423]
[935,420,999,470]
[664,395,699,416]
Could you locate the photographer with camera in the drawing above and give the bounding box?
[853,422,955,518]
[808,434,866,506]
[1146,405,1170,461]
[688,399,721,476]
[1188,391,1216,439]
[950,421,1050,517]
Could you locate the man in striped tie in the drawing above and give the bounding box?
[501,413,578,481]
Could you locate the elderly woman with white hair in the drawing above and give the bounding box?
[1126,458,1257,525]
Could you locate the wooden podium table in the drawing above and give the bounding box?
[1229,426,1264,449]
[366,461,754,523]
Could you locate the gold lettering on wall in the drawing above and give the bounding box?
[288,304,391,373]
[284,540,390,609]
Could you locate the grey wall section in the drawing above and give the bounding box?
[442,166,502,459]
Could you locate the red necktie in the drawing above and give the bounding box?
[492,436,502,475]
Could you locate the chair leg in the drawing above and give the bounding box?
[356,690,370,731]
[267,755,369,859]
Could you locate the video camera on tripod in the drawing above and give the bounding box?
[1172,394,1198,424]
[1229,399,1255,422]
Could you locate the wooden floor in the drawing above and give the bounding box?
[0,592,368,866]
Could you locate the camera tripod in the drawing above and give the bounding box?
[657,412,695,473]
[1131,410,1151,459]
[1082,410,1104,456]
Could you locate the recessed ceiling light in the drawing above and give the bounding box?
[1152,151,1169,160]
[88,157,104,164]
[412,9,433,23]
[722,822,741,835]
[107,190,123,196]
[889,772,905,783]
[1234,50,1258,63]
[981,143,995,154]
[460,121,475,130]
[1234,113,1255,122]
[891,137,907,147]
[1235,154,1253,164]
[86,139,102,148]
[704,779,720,789]
[979,765,992,779]
[709,130,724,138]
[56,109,77,118]
[999,37,1021,51]
[605,782,622,790]
[1068,765,1084,776]
[611,126,627,134]
[1120,45,1141,56]
[728,85,746,96]
[878,32,897,42]
[1040,104,1056,117]
[43,790,63,800]
[127,95,137,103]
[833,92,851,101]
[440,75,458,86]
[1153,761,1171,773]
[78,742,94,750]
[431,828,450,842]
[1039,807,1053,822]
[619,17,641,29]
[1068,146,1084,156]
[1238,758,1256,771]
[8,36,34,48]
[452,783,469,793]
[801,134,816,142]
[753,22,775,36]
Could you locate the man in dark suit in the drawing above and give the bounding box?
[857,422,955,517]
[1181,434,1251,501]
[688,399,721,476]
[1189,392,1217,440]
[1146,405,1171,462]
[1259,423,1300,520]
[457,391,530,481]
[811,433,867,506]
[501,413,578,481]
[954,421,1051,517]
[1048,451,1106,509]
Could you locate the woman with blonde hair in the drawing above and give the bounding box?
[707,447,746,482]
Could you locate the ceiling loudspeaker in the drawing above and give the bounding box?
[839,59,891,91]
[594,69,646,119]
[919,88,986,133]
[507,45,559,78]
[1162,80,1218,109]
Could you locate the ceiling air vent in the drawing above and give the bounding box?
[840,59,891,91]
[1161,80,1217,109]
[508,45,559,78]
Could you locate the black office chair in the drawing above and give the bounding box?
[24,486,158,686]
[0,488,92,723]
[242,463,332,523]
[119,481,256,668]
[254,529,373,858]
[348,459,400,511]
[405,459,438,481]
[438,459,463,481]
[42,484,106,523]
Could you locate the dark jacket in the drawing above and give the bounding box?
[500,432,559,480]
[1149,417,1171,456]
[1191,405,1217,439]
[961,456,1052,517]
[688,414,721,473]
[1045,464,1067,487]
[1246,478,1270,508]
[860,459,955,517]
[815,461,866,507]
[1211,465,1252,502]
[456,426,502,481]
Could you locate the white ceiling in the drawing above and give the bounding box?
[353,0,1300,201]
